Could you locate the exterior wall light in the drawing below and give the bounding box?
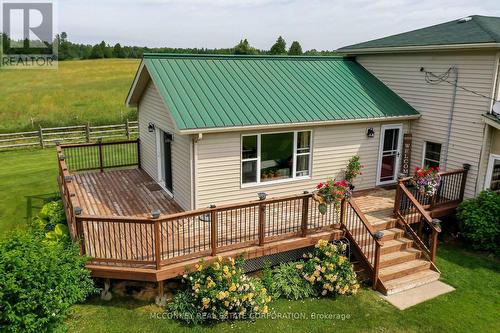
[366,128,375,138]
[148,122,156,132]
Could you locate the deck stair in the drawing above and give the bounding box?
[351,188,440,295]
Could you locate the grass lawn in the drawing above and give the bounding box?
[0,59,139,133]
[0,148,498,333]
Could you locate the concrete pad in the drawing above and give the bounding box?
[380,281,455,310]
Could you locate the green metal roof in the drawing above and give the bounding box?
[339,15,500,51]
[142,53,419,131]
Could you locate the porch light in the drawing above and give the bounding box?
[148,122,156,132]
[257,192,268,200]
[151,209,161,219]
[366,127,375,138]
[374,231,384,240]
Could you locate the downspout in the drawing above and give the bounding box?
[443,66,458,170]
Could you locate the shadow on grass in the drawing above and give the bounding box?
[26,192,60,222]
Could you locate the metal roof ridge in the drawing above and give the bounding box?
[142,53,350,61]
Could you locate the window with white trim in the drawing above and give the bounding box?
[241,131,312,185]
[485,154,500,192]
[423,141,442,168]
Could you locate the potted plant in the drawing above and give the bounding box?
[344,155,364,190]
[313,179,352,215]
[411,166,441,197]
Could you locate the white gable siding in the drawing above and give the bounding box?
[357,51,498,197]
[138,81,192,210]
[194,122,409,208]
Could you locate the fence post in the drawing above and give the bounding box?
[210,210,217,256]
[301,195,309,237]
[85,123,91,143]
[98,138,104,172]
[126,119,131,140]
[372,242,381,290]
[38,125,44,148]
[258,203,266,246]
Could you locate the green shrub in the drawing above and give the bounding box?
[457,190,500,252]
[0,230,97,333]
[32,200,66,231]
[299,240,359,296]
[167,290,203,325]
[268,262,315,300]
[169,256,271,324]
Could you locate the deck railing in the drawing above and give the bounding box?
[394,181,441,264]
[396,164,470,211]
[73,194,341,270]
[59,139,140,172]
[341,199,382,289]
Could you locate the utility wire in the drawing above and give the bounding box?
[421,67,499,103]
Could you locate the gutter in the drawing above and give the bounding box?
[337,42,500,55]
[177,115,421,135]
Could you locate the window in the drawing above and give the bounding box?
[423,142,442,168]
[241,131,312,185]
[485,154,500,192]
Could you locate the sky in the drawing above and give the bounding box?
[58,0,500,50]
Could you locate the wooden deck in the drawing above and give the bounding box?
[73,169,183,217]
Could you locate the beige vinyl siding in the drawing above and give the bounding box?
[357,51,498,198]
[194,122,409,208]
[138,81,192,210]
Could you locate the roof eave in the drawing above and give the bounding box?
[483,114,500,130]
[178,114,421,135]
[337,42,500,55]
[125,60,148,107]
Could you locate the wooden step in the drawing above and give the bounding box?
[379,248,422,268]
[379,259,431,281]
[381,269,440,295]
[378,227,405,241]
[372,219,398,232]
[362,237,413,256]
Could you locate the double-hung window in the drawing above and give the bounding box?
[423,141,442,168]
[241,131,312,185]
[485,154,500,192]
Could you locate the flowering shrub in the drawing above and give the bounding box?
[412,166,441,197]
[344,155,364,183]
[313,179,352,214]
[171,256,271,323]
[297,240,359,296]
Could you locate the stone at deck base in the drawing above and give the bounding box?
[380,280,455,310]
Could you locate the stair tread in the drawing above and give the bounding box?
[384,269,440,290]
[379,259,430,277]
[380,248,421,262]
[382,237,412,248]
[380,227,404,236]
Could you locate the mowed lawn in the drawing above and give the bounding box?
[0,59,140,133]
[0,148,498,333]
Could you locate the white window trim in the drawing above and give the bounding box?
[484,153,500,190]
[155,128,174,198]
[422,141,442,167]
[241,130,313,188]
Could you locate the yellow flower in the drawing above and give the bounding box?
[217,255,223,262]
[229,283,237,292]
[202,297,210,308]
[224,300,230,307]
[295,264,303,270]
[195,263,203,272]
[338,256,346,265]
[262,305,269,314]
[217,291,228,300]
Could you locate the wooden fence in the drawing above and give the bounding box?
[0,120,138,150]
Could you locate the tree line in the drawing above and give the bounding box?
[2,32,338,60]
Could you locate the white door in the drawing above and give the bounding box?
[377,124,403,185]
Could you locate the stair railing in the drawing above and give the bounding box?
[340,199,383,290]
[394,179,441,267]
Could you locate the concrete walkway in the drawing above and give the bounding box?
[380,281,455,310]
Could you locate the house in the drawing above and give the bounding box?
[337,14,500,197]
[126,54,421,211]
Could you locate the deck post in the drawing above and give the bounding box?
[459,164,470,202]
[258,203,266,246]
[98,138,104,172]
[372,241,381,290]
[210,210,217,256]
[393,175,404,214]
[340,199,347,227]
[136,139,141,169]
[75,217,86,255]
[301,195,309,237]
[154,220,161,270]
[430,218,441,263]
